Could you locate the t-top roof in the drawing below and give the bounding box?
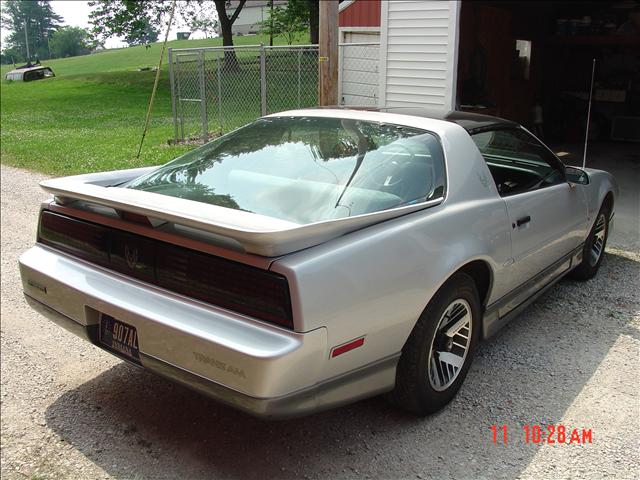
[294,106,519,135]
[373,107,519,134]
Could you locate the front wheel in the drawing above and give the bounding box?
[389,273,481,415]
[569,204,610,281]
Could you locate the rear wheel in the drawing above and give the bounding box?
[390,273,480,415]
[570,203,610,281]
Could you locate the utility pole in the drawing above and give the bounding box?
[318,0,338,106]
[269,0,273,47]
[24,19,30,62]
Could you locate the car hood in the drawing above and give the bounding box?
[40,167,443,257]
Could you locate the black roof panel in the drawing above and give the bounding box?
[307,106,519,134]
[376,107,520,133]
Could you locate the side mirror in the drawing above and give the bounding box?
[565,166,589,185]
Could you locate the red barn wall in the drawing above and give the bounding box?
[339,0,381,27]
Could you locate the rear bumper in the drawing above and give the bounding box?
[20,245,398,419]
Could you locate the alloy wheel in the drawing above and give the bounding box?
[428,299,473,391]
[589,213,607,266]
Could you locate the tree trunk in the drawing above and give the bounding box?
[213,0,246,71]
[309,0,319,45]
[218,10,239,71]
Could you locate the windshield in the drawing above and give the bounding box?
[125,116,446,224]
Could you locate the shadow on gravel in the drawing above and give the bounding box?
[45,251,639,480]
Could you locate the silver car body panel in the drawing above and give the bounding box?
[19,109,619,418]
[20,245,329,399]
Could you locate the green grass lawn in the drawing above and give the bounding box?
[1,70,188,175]
[0,34,314,176]
[0,34,307,78]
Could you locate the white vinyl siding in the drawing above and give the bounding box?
[339,29,381,106]
[379,0,460,110]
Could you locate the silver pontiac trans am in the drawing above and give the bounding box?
[19,108,618,418]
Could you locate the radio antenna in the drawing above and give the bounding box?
[583,58,596,169]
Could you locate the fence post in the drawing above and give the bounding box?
[216,51,223,132]
[260,43,267,116]
[168,48,179,143]
[198,50,208,143]
[297,48,302,108]
[338,43,344,105]
[175,55,185,141]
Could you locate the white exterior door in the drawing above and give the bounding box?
[339,30,381,106]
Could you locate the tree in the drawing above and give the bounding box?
[308,0,318,44]
[88,1,246,67]
[0,47,24,65]
[188,16,219,39]
[124,17,159,46]
[259,0,308,45]
[88,0,167,47]
[212,0,246,69]
[182,2,218,39]
[49,26,91,58]
[0,0,63,61]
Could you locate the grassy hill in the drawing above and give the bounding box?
[0,34,304,78]
[0,34,311,175]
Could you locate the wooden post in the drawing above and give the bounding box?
[318,0,339,106]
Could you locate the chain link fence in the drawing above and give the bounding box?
[169,44,318,143]
[168,43,380,143]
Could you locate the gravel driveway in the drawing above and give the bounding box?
[1,163,638,480]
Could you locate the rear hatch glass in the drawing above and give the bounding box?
[125,116,445,224]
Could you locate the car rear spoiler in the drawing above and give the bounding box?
[40,167,443,257]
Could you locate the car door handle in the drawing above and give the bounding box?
[516,215,531,227]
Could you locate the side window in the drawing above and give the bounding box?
[471,128,565,196]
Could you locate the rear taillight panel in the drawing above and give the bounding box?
[39,211,109,265]
[156,243,293,328]
[109,230,156,282]
[37,211,294,329]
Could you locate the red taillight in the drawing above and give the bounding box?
[37,211,294,329]
[39,211,109,264]
[156,243,293,328]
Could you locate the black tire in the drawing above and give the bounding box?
[389,273,481,416]
[569,203,611,281]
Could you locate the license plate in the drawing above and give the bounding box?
[99,315,141,364]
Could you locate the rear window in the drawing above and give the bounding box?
[23,68,54,81]
[126,116,445,224]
